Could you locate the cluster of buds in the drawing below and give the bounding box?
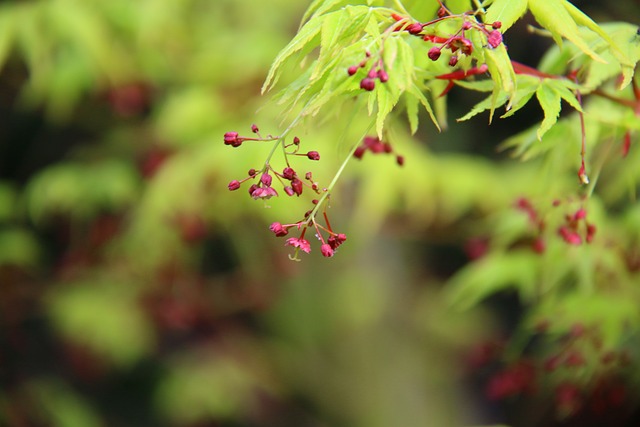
[347,52,389,92]
[225,125,322,201]
[390,10,502,65]
[514,197,597,252]
[353,135,404,166]
[557,205,596,246]
[225,124,346,259]
[269,210,347,259]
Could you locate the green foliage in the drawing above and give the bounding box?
[1,0,640,426]
[48,280,155,367]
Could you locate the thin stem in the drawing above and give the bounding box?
[306,120,376,224]
[263,100,313,169]
[574,78,590,185]
[591,89,636,109]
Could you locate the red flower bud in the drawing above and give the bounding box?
[572,208,587,221]
[291,178,303,196]
[492,21,502,29]
[284,186,295,196]
[449,55,459,66]
[293,136,300,145]
[378,69,389,83]
[406,23,423,35]
[307,151,320,160]
[532,237,546,254]
[305,171,313,180]
[487,30,503,48]
[228,180,241,191]
[261,173,272,187]
[396,155,405,166]
[269,222,289,237]
[462,21,472,30]
[248,168,257,177]
[354,146,366,159]
[224,131,241,146]
[251,124,259,133]
[347,65,358,76]
[559,226,582,245]
[282,167,296,180]
[428,47,441,61]
[360,77,376,91]
[321,243,335,257]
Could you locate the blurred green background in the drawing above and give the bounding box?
[0,1,638,427]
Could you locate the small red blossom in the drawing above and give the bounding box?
[285,237,311,253]
[428,46,441,61]
[320,243,334,257]
[532,237,546,254]
[559,226,582,245]
[572,208,587,221]
[360,77,376,91]
[261,173,272,187]
[224,131,242,147]
[228,180,241,191]
[487,30,503,48]
[347,65,358,76]
[307,151,321,160]
[269,222,289,237]
[328,233,347,250]
[406,23,423,35]
[251,186,278,200]
[282,167,296,180]
[291,178,303,196]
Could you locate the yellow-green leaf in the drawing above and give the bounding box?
[262,14,324,93]
[485,0,528,32]
[535,82,561,140]
[527,0,605,63]
[485,43,517,117]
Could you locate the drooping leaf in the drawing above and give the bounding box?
[562,1,634,86]
[535,82,562,140]
[457,91,508,122]
[485,43,517,117]
[545,79,582,112]
[500,75,540,118]
[447,251,539,310]
[408,82,439,130]
[375,79,401,138]
[527,0,605,63]
[405,91,419,134]
[262,14,324,93]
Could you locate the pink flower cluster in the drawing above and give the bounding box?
[225,126,322,201]
[224,124,346,259]
[514,197,597,253]
[269,218,347,259]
